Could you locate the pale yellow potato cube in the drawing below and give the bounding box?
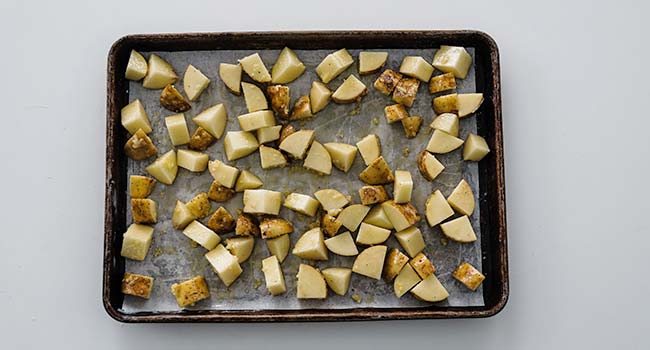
[310,81,332,113]
[410,274,449,302]
[296,264,327,299]
[426,129,464,154]
[313,189,350,212]
[457,93,484,117]
[430,113,459,137]
[394,226,426,258]
[359,51,388,75]
[425,190,454,227]
[223,131,259,161]
[432,46,472,79]
[433,93,458,114]
[176,149,208,172]
[193,104,227,139]
[165,114,190,146]
[284,193,320,217]
[131,198,157,224]
[205,244,242,287]
[142,54,178,89]
[463,134,490,161]
[225,236,255,263]
[352,245,387,280]
[183,220,221,250]
[259,145,287,169]
[279,130,315,160]
[332,75,367,103]
[447,179,475,216]
[303,141,332,175]
[239,53,271,83]
[322,267,352,296]
[381,200,420,231]
[241,82,268,112]
[399,56,434,82]
[171,276,210,307]
[393,170,413,204]
[172,200,194,230]
[356,134,381,165]
[219,63,242,94]
[183,64,210,101]
[261,255,287,295]
[145,150,178,185]
[394,263,421,298]
[337,204,371,231]
[266,234,290,263]
[237,110,275,132]
[384,104,409,124]
[292,228,328,261]
[129,175,156,199]
[428,72,457,93]
[417,151,445,181]
[363,205,393,229]
[356,222,391,245]
[234,170,263,192]
[256,125,282,144]
[120,224,154,261]
[121,99,152,134]
[440,215,477,243]
[207,159,239,189]
[125,50,147,81]
[271,47,305,84]
[323,142,357,173]
[324,231,358,256]
[316,48,354,83]
[243,189,282,215]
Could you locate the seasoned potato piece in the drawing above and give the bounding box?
[394,263,421,298]
[356,134,381,165]
[381,200,420,231]
[321,212,343,237]
[332,75,367,103]
[433,93,458,114]
[241,82,268,113]
[359,51,388,75]
[322,267,352,296]
[125,50,147,81]
[176,149,208,172]
[373,69,403,95]
[284,193,320,217]
[401,116,422,139]
[271,47,305,84]
[208,159,239,189]
[142,54,178,89]
[399,56,434,82]
[384,104,409,124]
[225,236,255,263]
[410,274,448,302]
[463,133,490,161]
[303,141,332,175]
[393,170,413,204]
[447,179,475,216]
[125,129,158,160]
[383,248,409,281]
[440,215,477,243]
[359,156,394,185]
[145,150,178,185]
[121,99,152,134]
[257,125,282,144]
[234,170,263,192]
[129,175,156,198]
[266,234,290,263]
[120,224,154,261]
[188,127,217,151]
[316,48,354,83]
[278,124,296,144]
[410,252,435,279]
[207,206,236,234]
[165,114,190,146]
[426,129,464,154]
[219,63,242,95]
[193,104,227,139]
[185,193,211,218]
[290,95,313,120]
[259,145,287,169]
[352,245,387,280]
[239,53,271,83]
[172,201,194,230]
[279,130,315,160]
[121,272,154,299]
[261,255,286,295]
[324,231,358,256]
[337,204,371,231]
[452,262,485,291]
[314,189,350,212]
[432,46,472,79]
[292,228,328,261]
[359,185,388,205]
[430,113,459,137]
[236,212,260,236]
[296,264,327,299]
[392,77,419,107]
[183,220,221,250]
[170,276,210,307]
[394,226,426,258]
[425,190,455,227]
[457,93,484,117]
[356,222,391,245]
[429,72,457,94]
[223,131,259,161]
[310,81,332,113]
[131,198,157,224]
[323,142,357,173]
[183,64,210,101]
[205,244,242,287]
[267,85,290,119]
[160,84,191,113]
[260,217,294,239]
[207,181,236,202]
[243,189,282,215]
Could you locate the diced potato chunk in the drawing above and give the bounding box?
[399,56,434,82]
[234,170,263,192]
[267,85,290,118]
[165,114,190,146]
[463,134,490,161]
[121,272,153,299]
[172,201,194,230]
[432,46,472,79]
[125,129,158,160]
[279,129,315,159]
[261,255,287,295]
[393,77,419,107]
[410,252,435,279]
[142,54,178,89]
[417,151,444,182]
[120,224,154,261]
[381,200,420,231]
[363,206,393,229]
[358,185,388,205]
[284,193,319,217]
[205,244,242,287]
[243,189,282,215]
[322,267,352,296]
[129,175,156,198]
[384,104,409,124]
[303,141,332,175]
[193,104,227,139]
[259,145,287,169]
[176,149,208,172]
[292,228,328,261]
[241,82,269,112]
[332,75,367,103]
[131,198,157,224]
[322,142,357,172]
[394,263,421,298]
[430,113,459,137]
[239,53,271,83]
[359,51,388,75]
[208,159,239,188]
[266,234,290,263]
[207,206,236,234]
[433,93,458,114]
[225,236,255,263]
[161,86,191,116]
[238,110,275,132]
[452,262,485,291]
[183,64,210,101]
[125,50,147,81]
[183,220,220,250]
[425,190,454,227]
[207,181,236,202]
[121,99,152,134]
[296,264,327,299]
[440,215,477,243]
[223,131,259,161]
[321,213,343,237]
[271,47,305,84]
[219,63,242,95]
[256,125,282,144]
[337,204,370,231]
[447,179,475,216]
[394,226,426,258]
[410,274,449,302]
[352,245,387,280]
[314,189,350,211]
[189,127,216,151]
[260,217,294,239]
[356,222,391,245]
[310,81,332,113]
[426,129,464,154]
[359,156,394,185]
[383,248,409,281]
[145,150,178,185]
[393,170,413,204]
[401,116,422,139]
[236,212,260,236]
[185,192,211,218]
[316,48,354,83]
[374,69,403,95]
[324,231,358,256]
[429,72,457,94]
[356,134,381,165]
[457,93,484,117]
[171,276,210,307]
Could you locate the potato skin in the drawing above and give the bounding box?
[384,200,421,227]
[267,85,290,119]
[401,116,422,139]
[131,198,157,224]
[410,252,435,279]
[452,262,485,291]
[383,248,409,281]
[260,217,294,239]
[320,212,342,237]
[392,78,419,107]
[373,69,403,95]
[125,129,158,160]
[290,95,313,120]
[433,93,459,114]
[207,181,236,202]
[429,72,456,94]
[129,175,156,198]
[207,206,236,234]
[189,127,216,151]
[160,84,191,112]
[359,156,394,185]
[121,272,154,299]
[384,104,409,124]
[278,124,296,144]
[186,193,211,218]
[359,185,389,205]
[236,212,260,236]
[417,151,435,181]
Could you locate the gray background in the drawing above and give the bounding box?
[0,0,648,349]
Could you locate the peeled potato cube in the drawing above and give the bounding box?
[399,56,434,82]
[457,93,485,118]
[284,193,319,217]
[410,274,449,302]
[410,252,435,279]
[260,217,294,239]
[176,149,208,172]
[189,127,217,151]
[384,248,409,281]
[142,54,178,89]
[310,81,332,113]
[321,213,343,237]
[165,114,190,146]
[381,200,420,231]
[429,72,457,94]
[426,129,464,154]
[271,47,305,84]
[121,99,152,134]
[223,131,259,161]
[145,150,178,185]
[393,77,419,107]
[352,245,387,280]
[241,82,268,113]
[236,213,260,236]
[356,134,381,165]
[316,48,354,83]
[183,220,220,250]
[125,50,147,81]
[257,125,282,144]
[125,129,157,160]
[363,206,393,229]
[337,204,370,231]
[183,64,210,101]
[121,272,153,299]
[185,193,211,218]
[384,104,409,124]
[430,113,459,137]
[238,110,275,131]
[259,145,287,169]
[171,276,209,307]
[394,226,426,258]
[131,198,157,224]
[440,215,477,242]
[324,231,358,256]
[425,190,454,227]
[359,51,388,75]
[193,104,227,139]
[267,85,290,118]
[219,63,242,95]
[208,159,239,189]
[239,53,271,83]
[417,151,444,181]
[261,255,287,295]
[452,262,485,291]
[393,170,413,204]
[235,170,263,192]
[207,182,236,203]
[172,201,194,229]
[313,189,350,211]
[433,93,458,114]
[266,234,290,263]
[322,268,352,296]
[303,141,332,175]
[359,185,388,205]
[207,206,236,234]
[243,189,282,215]
[205,244,242,287]
[321,142,357,173]
[292,228,328,261]
[225,236,255,263]
[374,69,403,95]
[120,224,153,261]
[332,75,367,103]
[296,264,327,299]
[359,156,394,185]
[447,179,475,216]
[356,222,391,245]
[463,134,490,161]
[401,116,422,139]
[394,263,421,298]
[129,175,156,199]
[279,129,315,159]
[432,46,472,79]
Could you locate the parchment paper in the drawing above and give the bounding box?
[122,47,483,313]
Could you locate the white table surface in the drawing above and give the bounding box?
[1,0,648,348]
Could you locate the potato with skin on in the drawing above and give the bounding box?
[257,125,282,144]
[207,181,236,202]
[241,82,268,113]
[356,222,391,245]
[238,53,271,83]
[170,276,210,307]
[337,204,370,231]
[279,130,315,160]
[219,63,242,95]
[165,114,190,146]
[383,248,409,281]
[207,159,239,189]
[160,84,191,113]
[284,193,320,217]
[394,263,421,298]
[189,127,216,151]
[205,244,242,287]
[463,134,490,161]
[394,226,426,258]
[176,149,208,172]
[261,255,286,295]
[320,212,343,237]
[352,245,387,280]
[125,129,158,160]
[314,189,350,212]
[381,200,420,231]
[458,93,484,117]
[223,131,259,161]
[363,205,393,229]
[186,193,211,218]
[129,175,156,198]
[236,212,260,236]
[292,228,328,261]
[316,48,354,83]
[131,198,157,224]
[266,234,290,263]
[440,215,477,243]
[296,264,327,299]
[121,272,153,299]
[410,274,449,302]
[384,104,409,124]
[324,231,358,256]
[359,51,388,75]
[145,150,178,185]
[452,262,485,291]
[142,54,178,89]
[238,110,275,132]
[243,189,282,215]
[172,201,194,230]
[121,99,152,134]
[433,93,458,114]
[267,85,290,118]
[359,185,388,205]
[183,220,220,250]
[271,47,305,84]
[183,64,210,101]
[373,69,403,95]
[322,268,352,296]
[259,145,287,169]
[323,142,357,173]
[310,81,332,113]
[120,224,154,261]
[426,129,464,154]
[432,46,472,79]
[410,252,435,279]
[225,236,255,263]
[417,151,445,181]
[303,141,332,175]
[399,56,434,82]
[359,156,394,185]
[425,190,455,227]
[393,170,413,204]
[260,217,294,239]
[429,72,457,94]
[430,113,459,137]
[356,134,381,165]
[125,50,147,81]
[193,104,227,139]
[393,78,420,107]
[290,95,313,120]
[447,179,475,216]
[332,75,367,103]
[206,206,236,234]
[234,170,263,192]
[401,116,423,139]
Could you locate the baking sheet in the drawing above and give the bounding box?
[122,47,483,312]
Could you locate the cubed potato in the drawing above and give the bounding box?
[440,215,477,243]
[238,110,275,132]
[363,205,393,229]
[172,200,194,230]
[267,85,290,119]
[129,175,156,198]
[383,248,409,281]
[207,159,239,188]
[316,48,354,83]
[447,179,475,216]
[271,47,305,84]
[292,228,328,261]
[296,264,327,299]
[170,276,210,307]
[266,234,290,263]
[259,145,287,169]
[145,150,178,185]
[359,51,388,75]
[332,75,367,103]
[241,82,269,113]
[417,151,444,182]
[234,170,263,192]
[393,77,420,107]
[381,200,420,231]
[356,134,381,165]
[323,142,357,173]
[177,149,208,172]
[120,224,154,261]
[189,127,217,151]
[121,272,153,299]
[160,84,191,112]
[207,181,236,202]
[261,255,287,295]
[358,185,388,205]
[430,113,459,137]
[243,189,282,215]
[410,274,449,302]
[394,263,421,298]
[322,267,352,296]
[352,245,387,280]
[121,99,152,134]
[219,63,242,94]
[239,53,271,83]
[457,93,484,117]
[256,125,282,144]
[125,129,158,160]
[399,56,434,82]
[131,198,157,224]
[206,206,236,234]
[186,192,211,218]
[321,212,343,237]
[337,204,371,231]
[279,129,315,160]
[310,81,332,113]
[125,50,147,81]
[183,64,210,101]
[225,236,255,263]
[183,220,220,250]
[394,226,426,258]
[433,93,458,114]
[284,193,320,217]
[432,46,472,79]
[142,54,178,89]
[425,189,455,227]
[260,217,293,239]
[426,129,464,154]
[373,69,403,95]
[205,244,242,287]
[290,95,313,120]
[303,141,332,175]
[314,189,350,211]
[193,104,227,139]
[452,262,485,291]
[165,114,190,146]
[384,104,409,124]
[401,116,422,139]
[223,131,259,161]
[393,170,413,204]
[463,134,490,161]
[429,72,457,94]
[356,222,391,245]
[324,231,358,256]
[236,212,260,236]
[359,156,394,185]
[410,252,435,279]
